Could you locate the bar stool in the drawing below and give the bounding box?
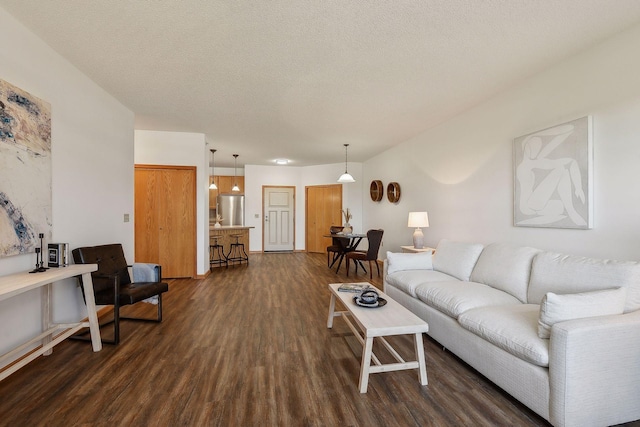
[209,235,228,269]
[226,234,249,266]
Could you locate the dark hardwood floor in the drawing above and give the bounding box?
[0,252,622,426]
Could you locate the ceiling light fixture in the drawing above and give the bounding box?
[232,154,240,192]
[337,144,355,183]
[275,159,289,165]
[209,149,218,190]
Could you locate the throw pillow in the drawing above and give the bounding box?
[386,251,433,275]
[537,287,627,339]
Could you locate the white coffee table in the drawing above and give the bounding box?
[327,282,429,393]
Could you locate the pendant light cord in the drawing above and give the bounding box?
[344,144,349,172]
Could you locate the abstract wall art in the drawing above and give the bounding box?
[0,78,52,257]
[513,116,592,229]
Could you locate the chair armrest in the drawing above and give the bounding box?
[548,310,640,427]
[93,273,119,280]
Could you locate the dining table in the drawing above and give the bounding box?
[324,233,367,273]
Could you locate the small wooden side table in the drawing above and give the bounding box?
[400,246,435,254]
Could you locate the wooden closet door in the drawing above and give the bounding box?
[158,168,196,277]
[306,186,318,252]
[135,169,160,262]
[135,165,196,278]
[305,184,342,253]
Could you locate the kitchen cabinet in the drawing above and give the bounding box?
[209,175,244,208]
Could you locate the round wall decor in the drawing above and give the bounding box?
[369,180,383,202]
[387,182,401,203]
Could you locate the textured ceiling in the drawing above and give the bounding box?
[2,1,640,167]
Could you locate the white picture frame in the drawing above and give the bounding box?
[513,116,593,229]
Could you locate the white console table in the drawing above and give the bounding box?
[0,264,102,381]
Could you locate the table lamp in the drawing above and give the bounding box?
[408,212,429,249]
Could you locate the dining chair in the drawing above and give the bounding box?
[346,229,384,279]
[326,225,346,267]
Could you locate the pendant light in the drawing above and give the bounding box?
[337,143,355,183]
[209,149,218,190]
[232,154,240,192]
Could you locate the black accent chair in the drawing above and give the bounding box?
[72,243,169,345]
[346,229,384,279]
[326,225,346,267]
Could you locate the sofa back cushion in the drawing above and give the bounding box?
[432,239,484,281]
[470,243,541,303]
[386,251,433,274]
[528,251,640,312]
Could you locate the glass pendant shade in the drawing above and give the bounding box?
[337,172,355,183]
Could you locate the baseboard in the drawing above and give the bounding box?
[195,269,211,279]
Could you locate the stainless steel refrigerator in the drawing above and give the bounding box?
[217,194,245,226]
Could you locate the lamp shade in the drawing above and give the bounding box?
[408,212,429,228]
[337,172,355,183]
[337,143,355,183]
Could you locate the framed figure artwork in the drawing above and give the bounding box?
[513,116,592,229]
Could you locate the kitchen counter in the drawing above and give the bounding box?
[208,227,253,267]
[209,225,254,230]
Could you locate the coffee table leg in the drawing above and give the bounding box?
[414,332,428,385]
[359,336,374,393]
[327,293,336,328]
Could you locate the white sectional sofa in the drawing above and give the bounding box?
[383,240,640,427]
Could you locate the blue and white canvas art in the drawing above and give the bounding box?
[513,116,593,229]
[0,78,52,257]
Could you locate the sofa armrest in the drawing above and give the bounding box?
[549,310,640,427]
[382,259,389,292]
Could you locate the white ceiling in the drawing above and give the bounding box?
[2,1,640,168]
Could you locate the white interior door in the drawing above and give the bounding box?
[263,186,295,252]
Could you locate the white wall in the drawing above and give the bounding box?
[244,162,363,252]
[364,23,640,261]
[0,8,134,357]
[134,130,209,276]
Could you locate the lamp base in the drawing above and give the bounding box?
[413,228,424,249]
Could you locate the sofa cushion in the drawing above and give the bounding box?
[458,305,549,367]
[386,251,433,274]
[528,251,640,312]
[469,243,541,303]
[386,270,457,298]
[414,280,521,318]
[538,288,627,339]
[432,240,484,281]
